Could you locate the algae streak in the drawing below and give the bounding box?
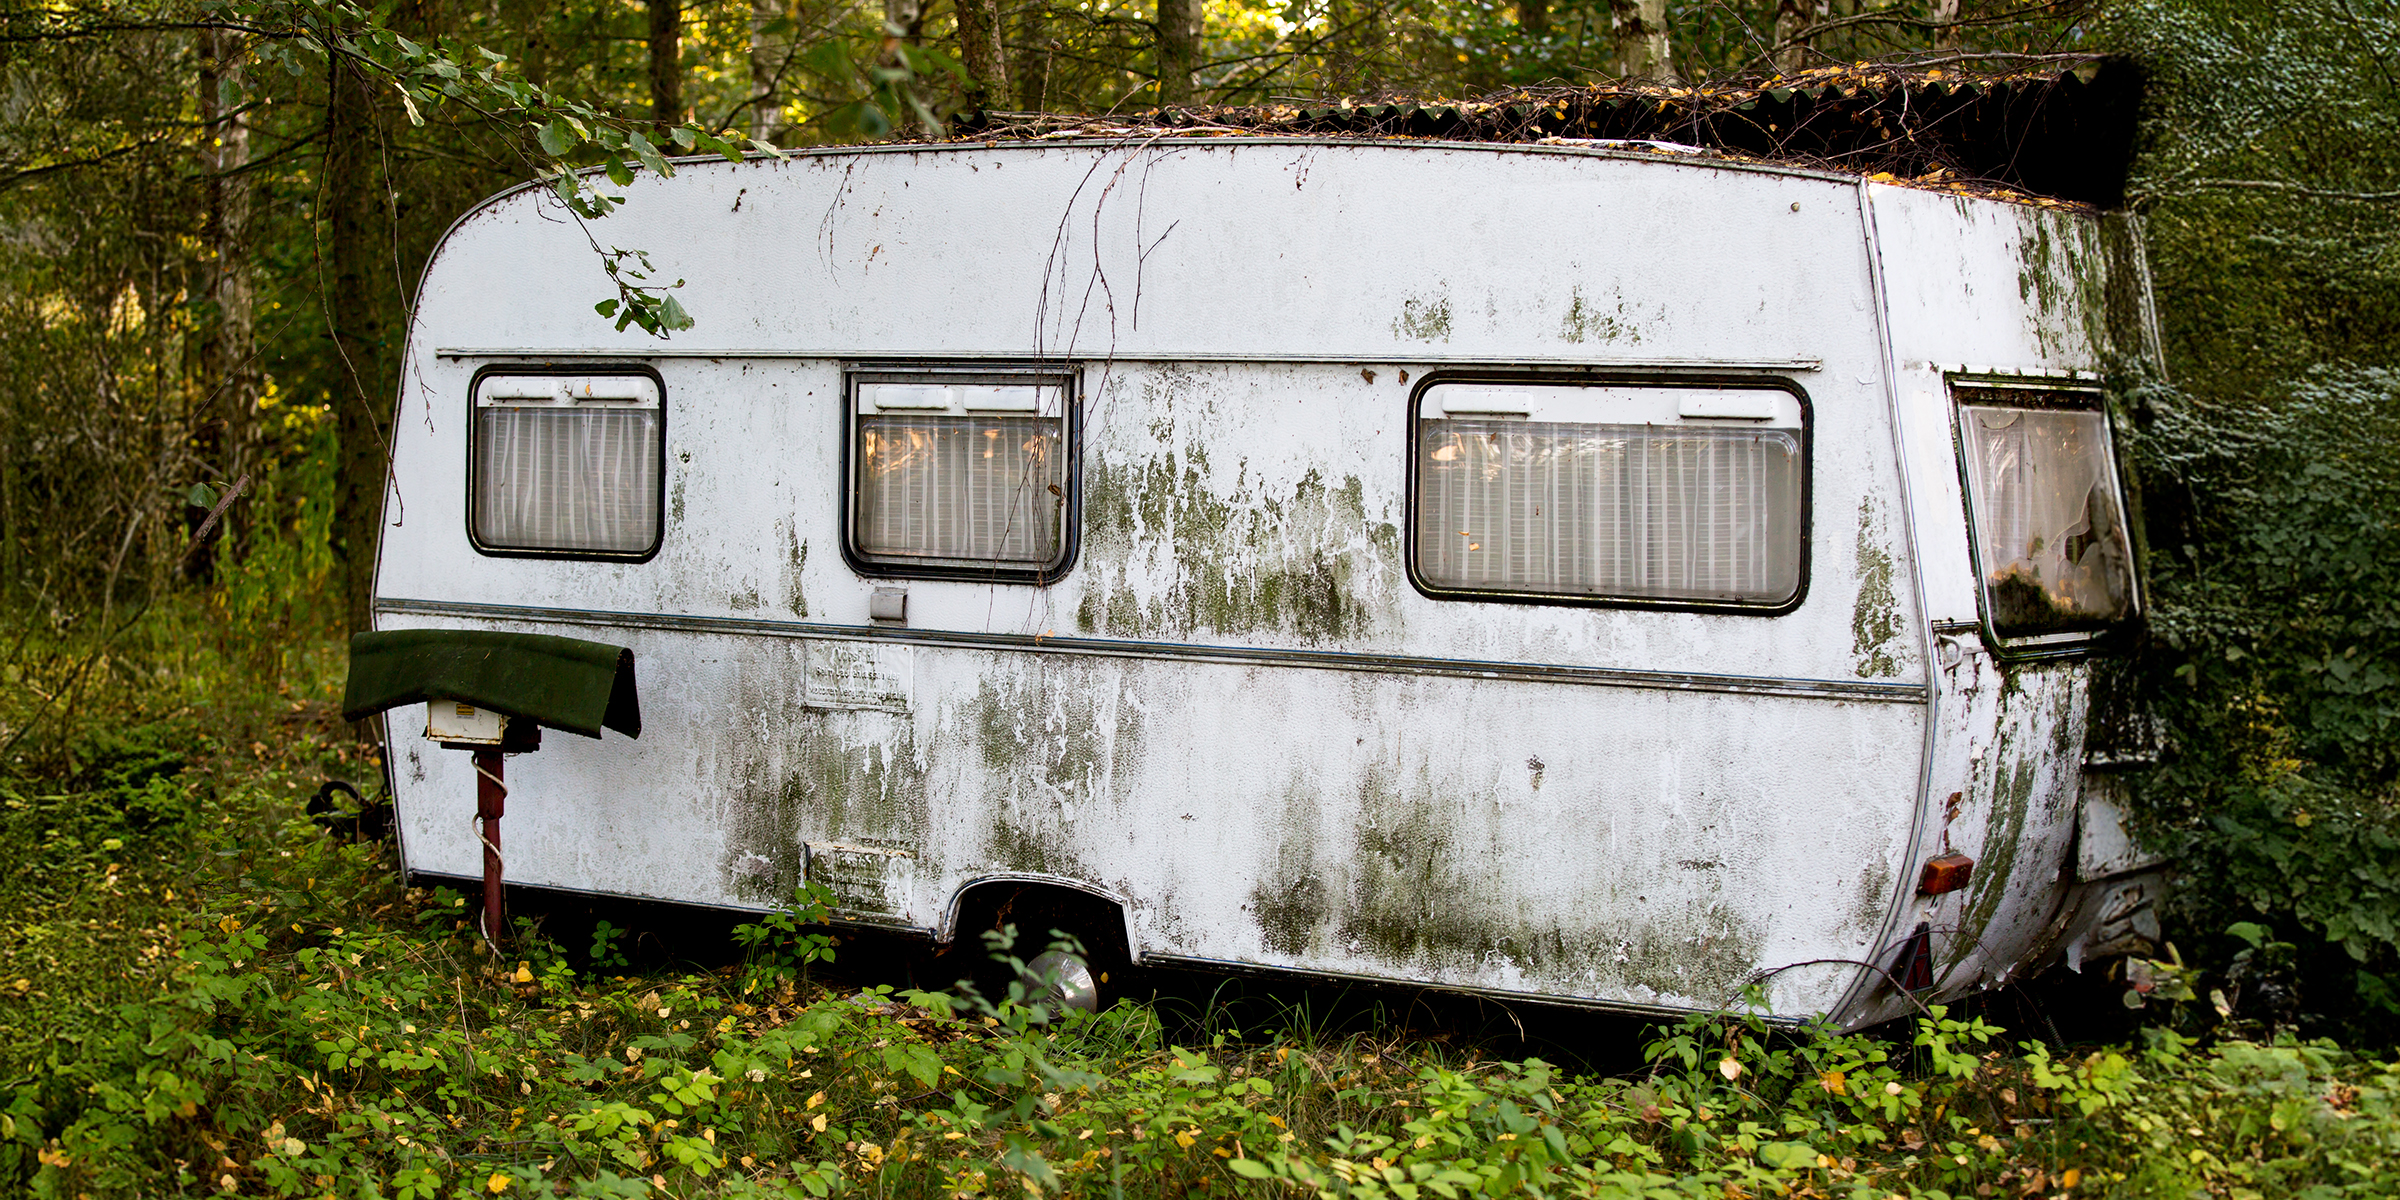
[1852,496,1907,679]
[1076,371,1404,644]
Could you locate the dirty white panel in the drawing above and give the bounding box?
[406,143,1863,365]
[1865,184,2112,374]
[384,145,1920,691]
[1839,640,2090,1027]
[388,612,1922,1017]
[372,141,2155,1024]
[1888,367,1980,626]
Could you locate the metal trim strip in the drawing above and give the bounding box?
[375,597,1930,703]
[1133,952,1812,1025]
[432,348,1823,371]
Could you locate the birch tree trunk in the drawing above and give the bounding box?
[1932,0,1961,50]
[1155,0,1201,105]
[1609,0,1673,83]
[1771,1,1810,74]
[749,0,786,143]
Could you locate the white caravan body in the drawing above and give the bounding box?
[377,138,2163,1027]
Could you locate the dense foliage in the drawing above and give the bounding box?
[4,686,2398,1197]
[2093,1,2400,1036]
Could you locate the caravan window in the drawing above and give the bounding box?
[469,372,663,559]
[1411,380,1807,608]
[1954,388,2136,640]
[848,373,1072,576]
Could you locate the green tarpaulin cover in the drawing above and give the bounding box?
[342,629,640,739]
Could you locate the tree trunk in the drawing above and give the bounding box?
[326,56,391,637]
[1155,0,1201,105]
[749,0,787,143]
[197,26,256,576]
[955,0,1009,111]
[1932,0,1961,51]
[1608,0,1673,83]
[1011,1,1052,112]
[884,0,926,50]
[1771,1,1818,74]
[648,0,682,131]
[1518,0,1549,40]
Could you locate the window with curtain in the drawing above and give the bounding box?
[1955,391,2135,638]
[851,377,1069,573]
[1413,383,1805,607]
[471,374,662,557]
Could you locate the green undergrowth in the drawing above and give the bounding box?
[0,698,2394,1198]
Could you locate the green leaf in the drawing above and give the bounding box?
[669,126,697,152]
[1226,1159,1274,1179]
[604,155,635,188]
[657,294,693,332]
[537,119,578,158]
[627,132,671,177]
[186,483,218,510]
[594,300,620,318]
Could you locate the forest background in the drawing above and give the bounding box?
[0,0,2397,1193]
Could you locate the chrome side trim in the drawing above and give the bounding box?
[1135,952,1812,1025]
[377,597,1930,704]
[432,348,1823,371]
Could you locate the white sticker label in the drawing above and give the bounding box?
[803,642,913,713]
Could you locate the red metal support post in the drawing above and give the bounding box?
[474,748,506,946]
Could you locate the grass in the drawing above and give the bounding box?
[1,621,2397,1198]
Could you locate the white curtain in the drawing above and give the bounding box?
[474,407,661,553]
[1959,407,2132,634]
[857,415,1060,564]
[1417,420,1802,604]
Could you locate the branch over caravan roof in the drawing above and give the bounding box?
[951,59,2142,209]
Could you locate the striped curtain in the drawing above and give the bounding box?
[1417,420,1802,604]
[474,407,661,554]
[856,415,1061,565]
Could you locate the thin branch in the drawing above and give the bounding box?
[0,136,185,192]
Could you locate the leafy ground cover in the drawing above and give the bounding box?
[2,633,2396,1199]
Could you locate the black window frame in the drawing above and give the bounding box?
[1403,370,1814,616]
[464,363,668,564]
[839,365,1082,584]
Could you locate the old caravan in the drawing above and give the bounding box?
[375,133,2164,1027]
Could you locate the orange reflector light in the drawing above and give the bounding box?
[1918,852,1975,896]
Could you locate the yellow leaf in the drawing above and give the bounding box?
[1718,1058,1742,1081]
[513,963,533,984]
[1818,1070,1846,1095]
[807,1091,826,1109]
[2062,1167,2082,1188]
[487,1172,511,1193]
[810,1114,829,1133]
